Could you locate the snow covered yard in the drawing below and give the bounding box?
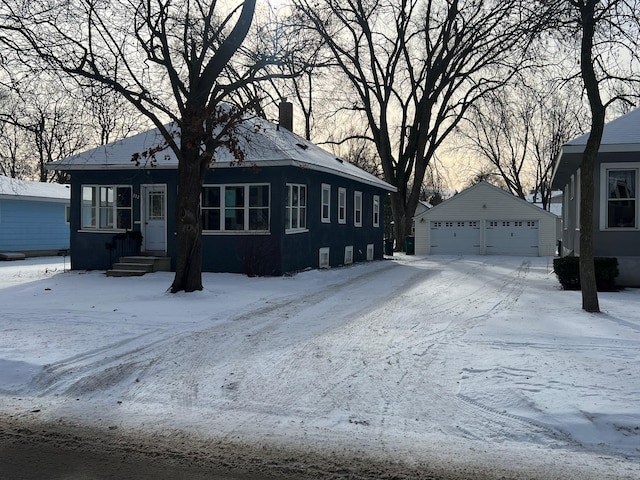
[1,255,639,479]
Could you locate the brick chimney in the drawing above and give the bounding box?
[279,99,293,132]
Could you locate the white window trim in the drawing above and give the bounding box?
[599,162,640,231]
[201,184,271,234]
[286,183,308,234]
[80,184,133,232]
[319,247,330,268]
[366,243,374,261]
[354,191,363,227]
[321,183,331,223]
[373,195,380,227]
[338,187,347,224]
[344,245,354,265]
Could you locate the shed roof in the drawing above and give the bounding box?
[0,175,70,202]
[48,116,396,192]
[551,107,640,188]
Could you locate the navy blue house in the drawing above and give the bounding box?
[48,110,396,275]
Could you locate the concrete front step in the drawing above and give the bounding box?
[106,269,147,277]
[106,255,171,277]
[120,256,171,272]
[111,262,154,273]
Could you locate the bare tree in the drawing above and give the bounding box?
[1,0,288,292]
[462,77,588,209]
[559,0,640,312]
[294,0,551,245]
[0,84,89,182]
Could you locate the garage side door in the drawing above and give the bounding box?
[430,221,481,254]
[485,220,539,256]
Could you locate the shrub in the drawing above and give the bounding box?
[553,257,619,291]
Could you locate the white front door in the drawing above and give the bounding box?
[143,184,167,253]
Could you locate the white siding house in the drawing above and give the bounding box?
[414,182,558,257]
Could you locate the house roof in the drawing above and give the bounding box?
[48,116,397,192]
[413,181,558,220]
[0,175,70,202]
[551,107,640,188]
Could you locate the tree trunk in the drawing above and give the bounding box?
[170,145,207,293]
[577,0,602,313]
[579,147,599,312]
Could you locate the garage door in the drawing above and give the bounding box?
[430,221,481,254]
[485,220,538,256]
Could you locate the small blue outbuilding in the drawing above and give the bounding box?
[0,175,70,257]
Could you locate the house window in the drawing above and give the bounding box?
[354,191,362,227]
[602,166,638,229]
[321,184,331,223]
[319,247,330,268]
[373,195,380,227]
[81,185,132,230]
[338,187,347,224]
[202,184,270,232]
[366,243,374,261]
[65,204,70,224]
[344,245,354,265]
[286,184,307,233]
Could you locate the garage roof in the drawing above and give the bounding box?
[413,181,558,220]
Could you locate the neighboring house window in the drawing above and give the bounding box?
[366,243,374,261]
[601,164,638,229]
[65,204,70,224]
[81,185,132,230]
[354,191,362,227]
[338,187,347,224]
[202,184,270,232]
[321,184,331,223]
[373,195,380,227]
[286,184,307,233]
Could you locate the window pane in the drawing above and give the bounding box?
[249,209,269,230]
[225,186,244,207]
[116,209,132,229]
[608,170,635,199]
[608,200,636,228]
[100,187,114,207]
[300,186,306,207]
[225,208,244,230]
[82,186,97,228]
[203,209,221,230]
[116,187,132,207]
[249,185,269,207]
[299,206,306,228]
[202,187,220,207]
[100,206,113,229]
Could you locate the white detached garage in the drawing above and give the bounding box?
[414,182,558,257]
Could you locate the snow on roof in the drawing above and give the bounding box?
[0,175,70,201]
[49,116,396,192]
[564,107,640,152]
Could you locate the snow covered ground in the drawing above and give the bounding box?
[1,255,639,478]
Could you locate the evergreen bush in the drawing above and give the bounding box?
[553,257,619,291]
